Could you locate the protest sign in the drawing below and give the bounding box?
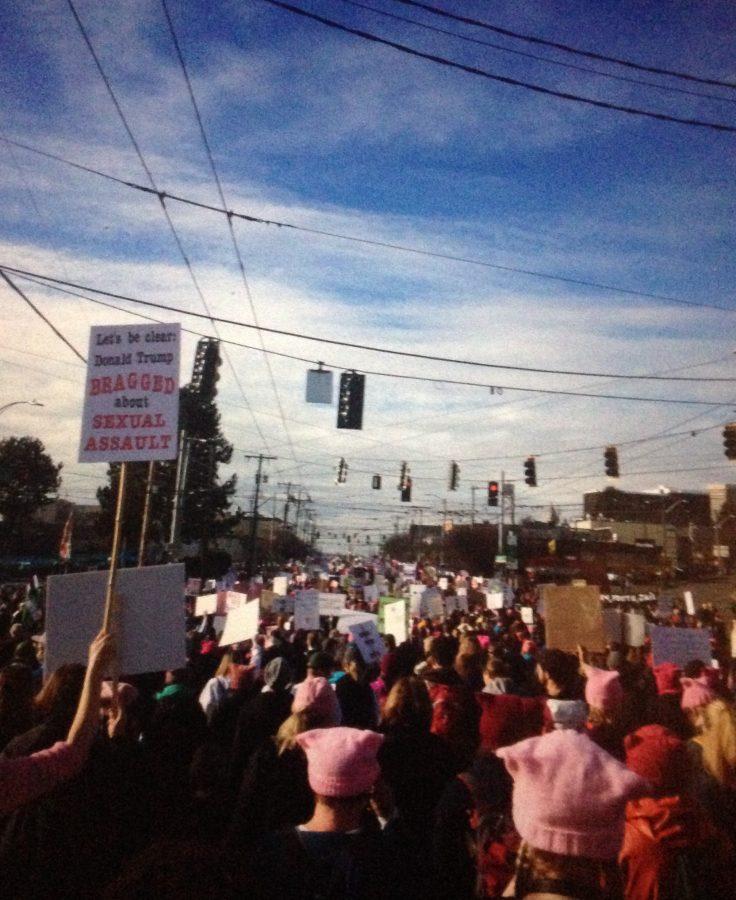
[46,564,185,676]
[485,591,504,611]
[219,600,259,647]
[260,589,275,613]
[602,608,623,644]
[318,593,348,617]
[295,589,321,631]
[272,595,295,615]
[363,584,379,605]
[421,588,444,619]
[195,593,219,617]
[438,577,448,591]
[520,607,534,626]
[348,619,387,666]
[624,611,646,648]
[383,600,408,644]
[79,323,180,463]
[684,591,696,616]
[336,611,378,635]
[650,625,711,668]
[272,575,289,596]
[543,585,605,653]
[409,583,424,616]
[225,591,249,611]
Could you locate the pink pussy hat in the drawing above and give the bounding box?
[584,665,624,714]
[292,676,342,725]
[497,730,648,860]
[296,727,384,797]
[680,677,717,711]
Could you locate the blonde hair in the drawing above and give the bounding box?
[215,651,233,678]
[275,706,337,754]
[381,676,431,731]
[695,699,736,788]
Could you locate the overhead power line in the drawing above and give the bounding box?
[5,135,734,316]
[6,261,736,386]
[4,264,733,408]
[394,0,736,90]
[260,0,736,133]
[337,0,736,105]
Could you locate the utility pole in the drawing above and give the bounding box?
[138,460,155,567]
[278,482,293,529]
[200,442,216,576]
[246,454,276,577]
[471,485,481,525]
[498,470,505,558]
[169,429,190,552]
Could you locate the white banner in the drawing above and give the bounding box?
[79,323,180,462]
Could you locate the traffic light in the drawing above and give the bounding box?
[604,445,620,477]
[336,371,365,430]
[336,457,348,484]
[449,461,460,491]
[398,462,409,491]
[372,475,382,489]
[724,423,736,460]
[401,476,412,503]
[524,457,537,487]
[488,481,499,506]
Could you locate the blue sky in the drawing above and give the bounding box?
[1,0,735,549]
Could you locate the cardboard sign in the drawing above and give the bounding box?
[225,590,249,611]
[295,589,321,631]
[318,592,348,616]
[46,564,186,675]
[219,599,259,647]
[79,323,180,463]
[543,585,605,653]
[195,593,219,617]
[650,625,711,668]
[485,591,504,611]
[272,575,289,596]
[520,607,534,626]
[383,600,408,644]
[348,619,387,666]
[624,612,646,648]
[602,608,623,644]
[684,591,696,616]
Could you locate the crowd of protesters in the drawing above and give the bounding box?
[1,559,736,899]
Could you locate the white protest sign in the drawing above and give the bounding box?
[46,564,185,676]
[684,591,696,616]
[295,589,321,631]
[225,590,249,611]
[195,593,219,617]
[650,625,712,668]
[383,600,408,644]
[79,323,180,463]
[409,583,424,616]
[336,611,378,635]
[363,584,379,605]
[318,592,348,616]
[521,607,535,626]
[485,591,504,611]
[624,611,646,648]
[219,599,260,647]
[349,619,387,665]
[272,575,289,596]
[438,577,448,591]
[421,588,444,619]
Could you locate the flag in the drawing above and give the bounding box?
[59,513,73,561]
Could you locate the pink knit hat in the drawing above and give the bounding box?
[497,730,648,859]
[680,677,717,711]
[584,666,624,714]
[296,727,384,797]
[292,676,342,724]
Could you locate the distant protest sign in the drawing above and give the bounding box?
[336,611,378,635]
[650,626,711,668]
[219,600,259,647]
[602,608,623,644]
[259,589,275,613]
[272,595,295,615]
[46,564,185,675]
[295,589,321,631]
[684,591,696,616]
[383,600,408,644]
[225,591,249,612]
[349,619,386,666]
[318,593,347,617]
[520,607,535,626]
[195,593,219,617]
[485,591,504,611]
[543,585,605,653]
[409,583,424,616]
[624,612,647,648]
[272,575,289,596]
[363,584,379,605]
[79,323,180,463]
[421,588,444,618]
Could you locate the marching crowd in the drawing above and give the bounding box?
[0,561,736,899]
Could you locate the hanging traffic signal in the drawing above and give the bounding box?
[449,461,460,491]
[524,457,537,487]
[398,462,409,491]
[723,424,736,460]
[372,475,382,489]
[401,476,412,503]
[488,481,499,506]
[604,445,620,477]
[336,371,365,430]
[336,457,348,484]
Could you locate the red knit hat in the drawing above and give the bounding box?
[477,693,545,752]
[653,662,681,696]
[624,724,687,793]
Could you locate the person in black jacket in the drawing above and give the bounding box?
[335,646,378,730]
